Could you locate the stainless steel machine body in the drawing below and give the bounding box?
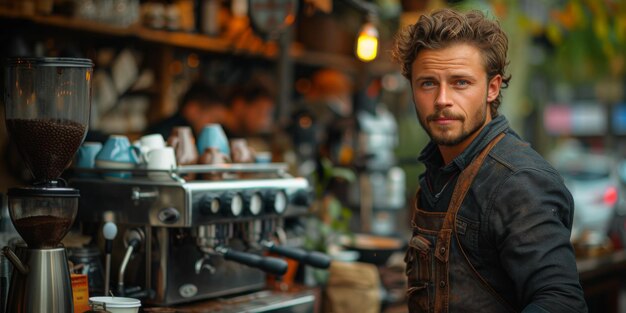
[70,164,313,306]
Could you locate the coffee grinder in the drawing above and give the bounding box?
[2,57,93,313]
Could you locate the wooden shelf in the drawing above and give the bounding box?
[137,27,231,53]
[0,9,396,73]
[291,45,360,72]
[1,8,134,36]
[1,9,234,52]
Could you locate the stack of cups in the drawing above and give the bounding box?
[135,133,177,181]
[167,126,199,180]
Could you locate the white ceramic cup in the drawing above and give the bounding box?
[140,133,166,150]
[89,296,141,313]
[138,133,166,164]
[146,146,176,180]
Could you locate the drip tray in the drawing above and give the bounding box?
[149,288,317,313]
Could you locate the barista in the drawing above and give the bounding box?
[218,71,277,157]
[146,81,227,139]
[220,72,277,139]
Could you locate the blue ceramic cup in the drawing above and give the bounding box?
[95,135,140,179]
[254,151,272,164]
[75,142,102,177]
[76,142,103,169]
[197,124,230,156]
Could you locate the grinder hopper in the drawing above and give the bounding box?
[4,57,92,247]
[2,57,93,313]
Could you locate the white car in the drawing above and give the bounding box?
[554,151,619,245]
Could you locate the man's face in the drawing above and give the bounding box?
[198,105,226,126]
[410,43,501,147]
[186,100,227,135]
[242,97,275,134]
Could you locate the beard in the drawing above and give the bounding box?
[418,100,489,147]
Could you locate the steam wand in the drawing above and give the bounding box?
[118,229,143,296]
[102,222,118,295]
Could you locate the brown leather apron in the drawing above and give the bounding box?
[405,133,517,313]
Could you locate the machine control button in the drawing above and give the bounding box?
[158,207,180,224]
[244,192,263,216]
[179,284,198,298]
[199,194,221,215]
[292,189,312,207]
[265,190,288,215]
[221,192,243,217]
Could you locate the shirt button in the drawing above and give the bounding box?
[439,281,446,288]
[439,247,446,254]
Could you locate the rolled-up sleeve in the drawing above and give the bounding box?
[489,168,587,313]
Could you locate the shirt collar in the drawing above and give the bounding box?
[418,115,510,172]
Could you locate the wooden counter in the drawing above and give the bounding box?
[577,250,626,313]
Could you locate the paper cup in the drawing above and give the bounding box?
[89,296,141,313]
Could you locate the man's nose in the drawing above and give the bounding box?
[435,85,452,109]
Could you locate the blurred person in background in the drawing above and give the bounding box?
[220,71,277,156]
[146,81,227,139]
[393,8,586,313]
[221,71,277,139]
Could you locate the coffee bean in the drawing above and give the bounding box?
[14,215,73,248]
[6,118,86,181]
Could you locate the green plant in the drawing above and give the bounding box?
[304,158,356,254]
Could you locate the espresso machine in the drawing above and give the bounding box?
[2,57,93,313]
[70,164,330,308]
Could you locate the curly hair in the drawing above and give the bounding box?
[392,8,511,116]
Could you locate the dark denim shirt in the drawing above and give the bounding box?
[417,116,587,313]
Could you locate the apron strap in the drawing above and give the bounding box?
[411,188,420,229]
[433,132,507,313]
[436,132,505,260]
[451,133,518,312]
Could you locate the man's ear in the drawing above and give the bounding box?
[487,75,502,103]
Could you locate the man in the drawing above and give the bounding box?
[392,8,587,313]
[221,72,276,139]
[146,81,227,139]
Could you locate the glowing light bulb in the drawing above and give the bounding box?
[356,22,378,62]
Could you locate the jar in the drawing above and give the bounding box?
[68,246,105,296]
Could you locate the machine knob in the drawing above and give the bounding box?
[243,191,263,216]
[199,194,221,215]
[221,192,243,217]
[291,189,312,207]
[158,207,180,224]
[265,190,288,215]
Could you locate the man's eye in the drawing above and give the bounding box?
[456,80,469,86]
[421,81,435,88]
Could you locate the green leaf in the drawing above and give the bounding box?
[330,167,357,182]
